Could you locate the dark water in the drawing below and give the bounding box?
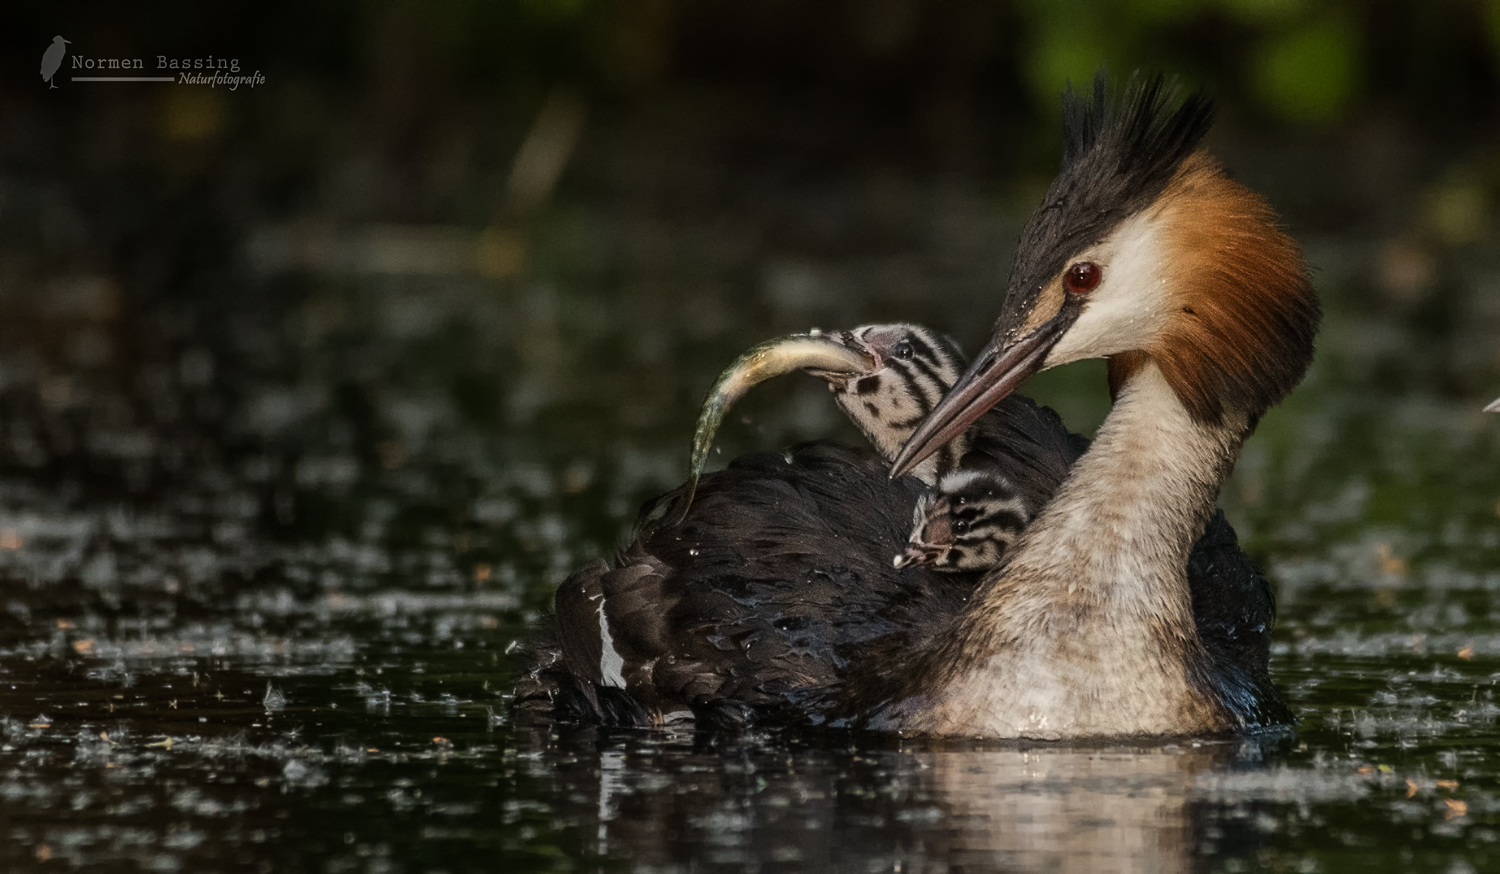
[3,114,1500,872]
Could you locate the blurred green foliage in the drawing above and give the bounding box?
[10,0,1498,129]
[598,0,1489,127]
[1248,12,1361,122]
[1014,0,1369,123]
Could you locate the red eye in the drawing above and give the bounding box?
[1064,261,1102,295]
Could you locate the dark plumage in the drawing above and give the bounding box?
[512,396,1284,730]
[519,443,971,727]
[514,73,1309,738]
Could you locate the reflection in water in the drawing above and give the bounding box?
[517,726,1280,872]
[919,745,1216,873]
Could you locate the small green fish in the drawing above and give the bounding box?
[675,331,872,521]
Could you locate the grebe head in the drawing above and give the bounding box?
[812,324,968,470]
[892,74,1320,478]
[895,466,1030,572]
[682,324,971,515]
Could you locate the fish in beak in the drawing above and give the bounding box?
[676,331,874,519]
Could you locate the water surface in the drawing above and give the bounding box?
[2,112,1499,872]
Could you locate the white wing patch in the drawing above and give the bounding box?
[596,596,626,688]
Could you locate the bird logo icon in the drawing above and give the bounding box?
[41,36,70,90]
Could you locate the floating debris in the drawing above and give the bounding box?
[263,682,287,712]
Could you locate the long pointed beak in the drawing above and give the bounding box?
[1486,397,1500,413]
[889,311,1074,479]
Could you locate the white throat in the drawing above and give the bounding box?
[1014,361,1243,607]
[892,361,1249,738]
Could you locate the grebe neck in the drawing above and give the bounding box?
[886,360,1253,738]
[1010,359,1247,613]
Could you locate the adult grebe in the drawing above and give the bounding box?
[876,75,1318,737]
[514,75,1307,738]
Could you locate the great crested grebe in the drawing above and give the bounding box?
[896,463,1032,571]
[814,325,975,486]
[514,75,1309,738]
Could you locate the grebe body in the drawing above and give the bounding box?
[516,323,1079,727]
[516,75,1313,738]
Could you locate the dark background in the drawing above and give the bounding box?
[2,0,1499,627]
[3,4,1500,873]
[7,1,1499,259]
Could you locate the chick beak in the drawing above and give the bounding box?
[802,331,878,385]
[890,309,1077,479]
